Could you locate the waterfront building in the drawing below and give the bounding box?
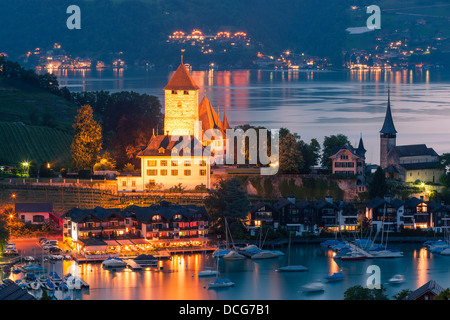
[62,202,209,254]
[246,196,359,235]
[380,91,444,183]
[365,195,442,232]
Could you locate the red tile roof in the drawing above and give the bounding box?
[198,96,224,132]
[137,135,206,157]
[164,63,200,91]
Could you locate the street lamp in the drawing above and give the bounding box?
[22,162,29,176]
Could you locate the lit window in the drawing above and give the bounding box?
[122,181,127,187]
[184,170,191,176]
[171,160,178,166]
[184,160,191,166]
[161,160,167,166]
[200,160,206,166]
[147,160,157,166]
[147,169,157,176]
[171,170,178,176]
[160,169,167,176]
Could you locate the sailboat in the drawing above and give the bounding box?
[369,204,403,259]
[276,233,308,272]
[222,217,245,261]
[198,249,220,277]
[208,246,235,289]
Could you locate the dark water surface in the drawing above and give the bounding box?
[50,67,450,165]
[5,243,450,300]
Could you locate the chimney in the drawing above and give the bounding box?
[287,196,296,204]
[325,195,333,204]
[420,195,424,201]
[384,194,391,203]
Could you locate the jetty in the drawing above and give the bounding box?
[346,242,374,258]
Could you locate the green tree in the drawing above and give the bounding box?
[204,177,249,235]
[343,285,389,300]
[71,105,102,171]
[321,134,351,169]
[278,129,303,174]
[392,289,413,300]
[369,167,388,199]
[93,152,116,171]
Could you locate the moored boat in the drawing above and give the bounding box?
[301,282,325,293]
[223,250,245,260]
[388,274,405,284]
[208,278,235,288]
[276,265,308,272]
[102,257,127,268]
[325,272,344,282]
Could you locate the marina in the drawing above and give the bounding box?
[2,241,450,300]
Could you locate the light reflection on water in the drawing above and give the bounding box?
[4,243,450,300]
[42,68,450,165]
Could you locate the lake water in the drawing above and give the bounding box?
[48,67,450,165]
[5,243,450,300]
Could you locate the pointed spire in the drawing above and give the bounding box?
[223,112,231,130]
[164,60,199,91]
[380,89,397,134]
[356,133,366,157]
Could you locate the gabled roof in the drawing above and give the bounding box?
[249,201,275,214]
[137,135,206,157]
[164,63,200,91]
[380,90,397,134]
[393,144,438,158]
[400,162,440,171]
[404,197,426,208]
[329,144,363,160]
[366,197,387,209]
[198,96,224,133]
[15,203,53,213]
[65,203,209,225]
[405,280,444,300]
[0,279,36,300]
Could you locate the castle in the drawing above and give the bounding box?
[117,60,230,192]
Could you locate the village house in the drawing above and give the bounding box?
[15,203,62,228]
[329,137,367,192]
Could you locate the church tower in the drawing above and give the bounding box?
[163,59,200,136]
[380,90,397,169]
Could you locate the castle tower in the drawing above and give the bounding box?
[163,61,200,136]
[380,90,397,169]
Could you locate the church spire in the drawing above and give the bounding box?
[380,89,397,134]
